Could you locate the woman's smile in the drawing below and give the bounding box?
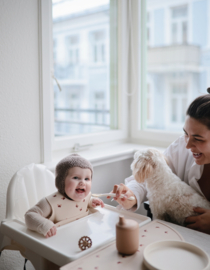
[192,152,202,159]
[184,116,210,165]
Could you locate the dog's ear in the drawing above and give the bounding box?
[132,158,155,183]
[133,150,141,161]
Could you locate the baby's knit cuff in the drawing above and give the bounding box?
[37,219,55,236]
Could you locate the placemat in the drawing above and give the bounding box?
[61,220,184,270]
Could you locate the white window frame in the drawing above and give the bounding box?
[39,0,187,163]
[39,0,129,162]
[146,78,154,126]
[130,0,182,147]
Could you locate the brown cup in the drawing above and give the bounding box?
[116,216,139,255]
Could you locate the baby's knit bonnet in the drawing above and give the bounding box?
[55,154,93,196]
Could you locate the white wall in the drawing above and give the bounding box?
[0,1,41,269]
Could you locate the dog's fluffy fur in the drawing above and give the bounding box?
[131,148,210,225]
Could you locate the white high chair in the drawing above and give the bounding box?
[0,163,58,270]
[0,164,151,270]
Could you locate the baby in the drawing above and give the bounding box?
[25,154,104,238]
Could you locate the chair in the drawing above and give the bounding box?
[0,163,57,270]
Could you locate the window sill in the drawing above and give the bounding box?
[44,142,166,172]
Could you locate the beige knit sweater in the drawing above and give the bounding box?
[25,191,93,236]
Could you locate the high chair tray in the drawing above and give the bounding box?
[61,220,185,270]
[0,204,150,266]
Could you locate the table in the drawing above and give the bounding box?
[60,220,210,270]
[168,222,210,255]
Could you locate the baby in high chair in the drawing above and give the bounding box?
[25,154,104,238]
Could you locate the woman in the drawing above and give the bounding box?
[111,89,210,234]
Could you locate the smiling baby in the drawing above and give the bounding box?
[25,154,104,238]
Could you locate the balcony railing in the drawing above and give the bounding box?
[54,108,110,136]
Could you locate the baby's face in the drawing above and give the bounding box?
[64,167,92,201]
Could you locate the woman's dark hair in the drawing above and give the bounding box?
[186,88,210,129]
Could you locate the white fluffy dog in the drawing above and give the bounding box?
[131,148,210,225]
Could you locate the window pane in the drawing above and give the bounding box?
[52,0,117,137]
[171,98,177,122]
[171,23,177,44]
[145,0,210,132]
[182,21,187,44]
[172,5,187,19]
[182,98,187,122]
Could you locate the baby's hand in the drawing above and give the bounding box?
[91,198,104,208]
[45,226,57,238]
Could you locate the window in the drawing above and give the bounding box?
[146,82,154,127]
[146,12,151,47]
[131,0,210,146]
[39,0,127,154]
[40,0,210,161]
[170,83,188,126]
[52,0,116,138]
[90,30,106,63]
[66,36,80,65]
[53,39,57,65]
[171,5,188,44]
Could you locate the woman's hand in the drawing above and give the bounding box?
[185,207,210,234]
[107,184,137,210]
[91,198,104,208]
[45,226,57,238]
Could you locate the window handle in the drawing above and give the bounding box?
[52,72,62,92]
[72,143,93,152]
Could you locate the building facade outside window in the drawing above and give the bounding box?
[146,0,210,132]
[52,0,112,137]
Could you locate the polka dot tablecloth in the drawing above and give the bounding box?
[61,220,184,270]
